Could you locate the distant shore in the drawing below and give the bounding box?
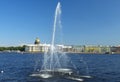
[0,51,120,55]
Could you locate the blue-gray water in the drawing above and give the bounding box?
[0,52,120,82]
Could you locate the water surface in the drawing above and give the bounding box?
[0,52,120,82]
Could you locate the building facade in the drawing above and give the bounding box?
[25,38,51,52]
[25,38,116,54]
[25,38,72,53]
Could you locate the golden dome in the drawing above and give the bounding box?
[34,38,40,44]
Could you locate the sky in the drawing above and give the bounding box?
[0,0,120,46]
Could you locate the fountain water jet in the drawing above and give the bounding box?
[30,2,92,81]
[41,1,68,72]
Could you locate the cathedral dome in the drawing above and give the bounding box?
[34,38,40,44]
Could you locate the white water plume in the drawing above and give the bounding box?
[41,2,67,71]
[52,2,62,49]
[30,2,92,81]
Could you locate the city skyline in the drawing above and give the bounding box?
[0,0,120,46]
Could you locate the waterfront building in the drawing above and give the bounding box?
[84,45,101,53]
[62,45,73,53]
[25,38,72,53]
[25,44,51,53]
[100,46,111,54]
[111,46,120,54]
[25,38,113,54]
[25,38,50,53]
[84,45,111,54]
[72,45,85,53]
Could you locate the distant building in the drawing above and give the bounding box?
[62,45,73,53]
[25,38,116,54]
[111,46,120,53]
[83,45,111,54]
[72,45,85,53]
[25,38,50,53]
[25,38,72,53]
[100,46,111,54]
[25,44,51,53]
[84,45,101,53]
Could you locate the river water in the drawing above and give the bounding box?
[0,52,120,82]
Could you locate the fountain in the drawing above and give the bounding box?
[30,2,91,81]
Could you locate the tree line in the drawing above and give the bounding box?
[0,45,25,51]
